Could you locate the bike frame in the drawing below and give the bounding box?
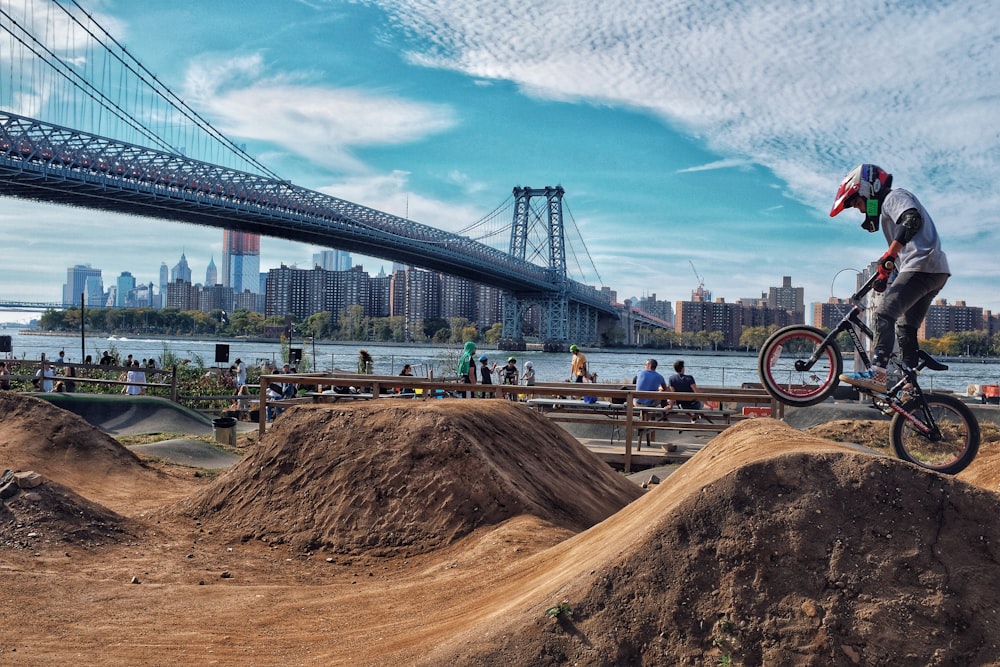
[796,276,876,376]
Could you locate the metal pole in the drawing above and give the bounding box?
[80,291,86,363]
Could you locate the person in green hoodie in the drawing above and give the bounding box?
[457,341,477,397]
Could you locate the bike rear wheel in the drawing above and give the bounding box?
[757,325,842,407]
[890,393,980,475]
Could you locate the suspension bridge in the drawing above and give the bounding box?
[0,1,676,348]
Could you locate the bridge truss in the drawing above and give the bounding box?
[1,112,615,345]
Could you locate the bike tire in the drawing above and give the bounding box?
[757,325,842,407]
[890,392,980,475]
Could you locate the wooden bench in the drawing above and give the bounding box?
[526,399,628,444]
[305,391,375,404]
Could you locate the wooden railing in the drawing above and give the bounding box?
[255,372,779,471]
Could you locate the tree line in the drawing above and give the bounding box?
[38,307,999,355]
[38,305,501,345]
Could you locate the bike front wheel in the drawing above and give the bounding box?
[891,393,980,475]
[757,326,843,407]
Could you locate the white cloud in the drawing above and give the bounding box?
[180,53,458,173]
[373,0,1000,237]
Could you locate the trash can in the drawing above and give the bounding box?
[212,416,238,447]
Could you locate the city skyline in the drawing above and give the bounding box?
[2,1,999,324]
[39,251,998,331]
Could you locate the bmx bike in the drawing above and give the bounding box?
[757,272,980,475]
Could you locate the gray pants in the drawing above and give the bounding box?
[873,271,949,369]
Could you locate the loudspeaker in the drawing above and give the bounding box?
[0,335,10,353]
[215,344,230,363]
[289,348,302,363]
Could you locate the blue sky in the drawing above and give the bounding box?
[2,0,999,325]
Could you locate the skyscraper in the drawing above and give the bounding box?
[312,249,353,271]
[63,264,102,306]
[223,230,261,294]
[206,256,218,286]
[158,262,169,308]
[170,252,192,283]
[116,271,136,307]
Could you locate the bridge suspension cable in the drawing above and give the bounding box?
[563,200,604,286]
[0,0,279,178]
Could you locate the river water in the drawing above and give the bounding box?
[5,328,999,394]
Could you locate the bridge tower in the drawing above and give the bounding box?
[501,185,598,352]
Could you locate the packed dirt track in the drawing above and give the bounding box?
[2,391,1000,666]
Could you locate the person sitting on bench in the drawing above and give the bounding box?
[634,358,669,410]
[667,359,713,423]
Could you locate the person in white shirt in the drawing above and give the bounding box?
[124,360,146,395]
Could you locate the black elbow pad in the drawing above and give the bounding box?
[894,208,922,245]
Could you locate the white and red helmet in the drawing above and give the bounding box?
[829,164,892,217]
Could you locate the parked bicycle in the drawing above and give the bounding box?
[757,272,979,475]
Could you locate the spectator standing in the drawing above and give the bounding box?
[569,344,588,383]
[500,357,519,400]
[34,362,56,392]
[0,361,12,390]
[235,358,247,388]
[521,361,535,387]
[62,365,78,393]
[478,355,496,398]
[124,360,146,396]
[457,341,478,397]
[230,384,252,420]
[357,349,374,375]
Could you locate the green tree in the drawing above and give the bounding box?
[460,324,480,343]
[602,326,626,347]
[339,305,368,341]
[484,323,503,344]
[652,328,680,349]
[739,326,769,352]
[388,316,407,342]
[302,311,334,339]
[422,317,450,341]
[448,318,473,344]
[39,309,66,330]
[370,317,392,342]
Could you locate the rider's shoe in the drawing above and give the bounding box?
[840,366,887,394]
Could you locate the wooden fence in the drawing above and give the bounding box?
[255,372,780,472]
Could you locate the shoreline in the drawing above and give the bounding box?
[15,329,1000,364]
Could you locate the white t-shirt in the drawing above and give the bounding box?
[880,189,950,275]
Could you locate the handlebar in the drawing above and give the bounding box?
[850,272,882,302]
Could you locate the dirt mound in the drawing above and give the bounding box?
[0,392,149,485]
[0,392,188,513]
[445,419,1000,666]
[176,400,643,555]
[0,473,136,551]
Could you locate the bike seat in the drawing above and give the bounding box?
[917,349,948,372]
